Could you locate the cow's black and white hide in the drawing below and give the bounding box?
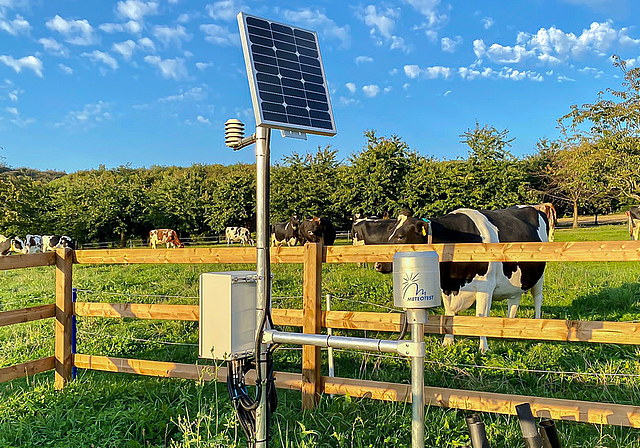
[380,207,548,353]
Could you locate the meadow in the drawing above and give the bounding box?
[1,224,640,447]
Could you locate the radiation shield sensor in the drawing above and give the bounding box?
[237,12,337,137]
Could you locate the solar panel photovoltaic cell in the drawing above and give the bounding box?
[237,12,337,136]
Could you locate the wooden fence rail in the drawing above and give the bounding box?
[4,242,640,432]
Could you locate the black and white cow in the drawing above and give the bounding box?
[0,235,11,256]
[42,235,74,252]
[271,217,300,247]
[225,227,254,246]
[379,207,548,353]
[626,206,640,241]
[298,217,336,246]
[351,209,413,246]
[11,235,43,254]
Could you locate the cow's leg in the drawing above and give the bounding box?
[475,291,493,353]
[507,294,522,319]
[442,293,456,346]
[634,222,640,241]
[531,277,544,319]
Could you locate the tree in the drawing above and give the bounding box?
[539,141,610,228]
[457,122,528,210]
[559,56,640,202]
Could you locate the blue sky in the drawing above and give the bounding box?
[0,0,638,172]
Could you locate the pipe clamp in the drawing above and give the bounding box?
[398,341,425,357]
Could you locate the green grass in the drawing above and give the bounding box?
[1,225,640,447]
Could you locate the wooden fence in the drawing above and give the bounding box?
[2,242,640,428]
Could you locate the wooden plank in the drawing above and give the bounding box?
[0,304,56,327]
[74,302,199,321]
[55,248,73,390]
[302,242,323,410]
[322,376,640,428]
[0,252,56,270]
[72,303,640,346]
[74,246,305,265]
[73,354,302,391]
[0,356,55,383]
[324,241,640,263]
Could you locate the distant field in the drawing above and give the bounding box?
[1,224,639,447]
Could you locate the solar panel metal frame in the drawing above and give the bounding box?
[237,12,337,137]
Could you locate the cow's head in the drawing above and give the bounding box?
[11,237,26,254]
[374,216,429,274]
[289,216,300,230]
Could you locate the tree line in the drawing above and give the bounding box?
[0,58,638,245]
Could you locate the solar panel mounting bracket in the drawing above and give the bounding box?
[280,130,307,140]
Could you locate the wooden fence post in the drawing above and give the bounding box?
[55,248,73,390]
[302,242,322,410]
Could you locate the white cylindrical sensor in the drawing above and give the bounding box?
[393,251,441,309]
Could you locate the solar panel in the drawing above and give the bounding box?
[237,12,337,137]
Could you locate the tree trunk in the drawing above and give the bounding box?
[594,213,598,225]
[120,232,126,248]
[572,201,579,229]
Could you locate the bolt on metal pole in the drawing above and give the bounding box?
[409,309,426,448]
[254,125,271,448]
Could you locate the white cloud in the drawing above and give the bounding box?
[283,9,350,49]
[619,27,640,46]
[362,84,380,97]
[205,0,245,21]
[425,29,438,43]
[578,66,604,78]
[81,50,119,70]
[389,68,398,75]
[0,14,30,35]
[10,116,35,127]
[345,82,356,93]
[195,61,213,71]
[38,37,69,57]
[124,20,143,34]
[0,55,43,77]
[153,24,192,48]
[59,63,73,75]
[355,55,374,64]
[443,90,451,96]
[441,36,462,53]
[383,86,392,93]
[116,0,159,21]
[99,20,142,34]
[339,96,359,107]
[5,106,18,115]
[138,37,155,50]
[200,23,239,46]
[482,17,494,29]
[356,5,407,52]
[144,55,189,80]
[46,15,96,46]
[196,115,210,124]
[557,74,575,82]
[403,0,447,28]
[403,82,410,90]
[404,64,451,79]
[177,13,190,23]
[159,85,208,102]
[54,101,111,129]
[459,65,544,82]
[112,40,137,60]
[7,88,21,101]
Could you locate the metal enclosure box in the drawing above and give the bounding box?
[199,271,257,360]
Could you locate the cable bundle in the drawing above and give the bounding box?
[226,356,277,447]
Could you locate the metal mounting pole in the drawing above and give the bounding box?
[409,309,426,448]
[255,125,271,448]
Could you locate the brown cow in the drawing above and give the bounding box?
[533,203,557,242]
[626,206,640,241]
[0,235,11,255]
[149,229,184,249]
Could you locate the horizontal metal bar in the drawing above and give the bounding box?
[264,329,403,355]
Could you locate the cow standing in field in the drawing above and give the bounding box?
[378,206,548,353]
[627,206,640,241]
[11,235,43,254]
[532,203,558,242]
[42,235,74,252]
[271,217,300,247]
[149,229,184,249]
[298,217,336,246]
[225,227,254,246]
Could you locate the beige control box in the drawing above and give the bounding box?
[199,271,257,360]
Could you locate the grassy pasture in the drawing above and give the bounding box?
[0,225,639,447]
